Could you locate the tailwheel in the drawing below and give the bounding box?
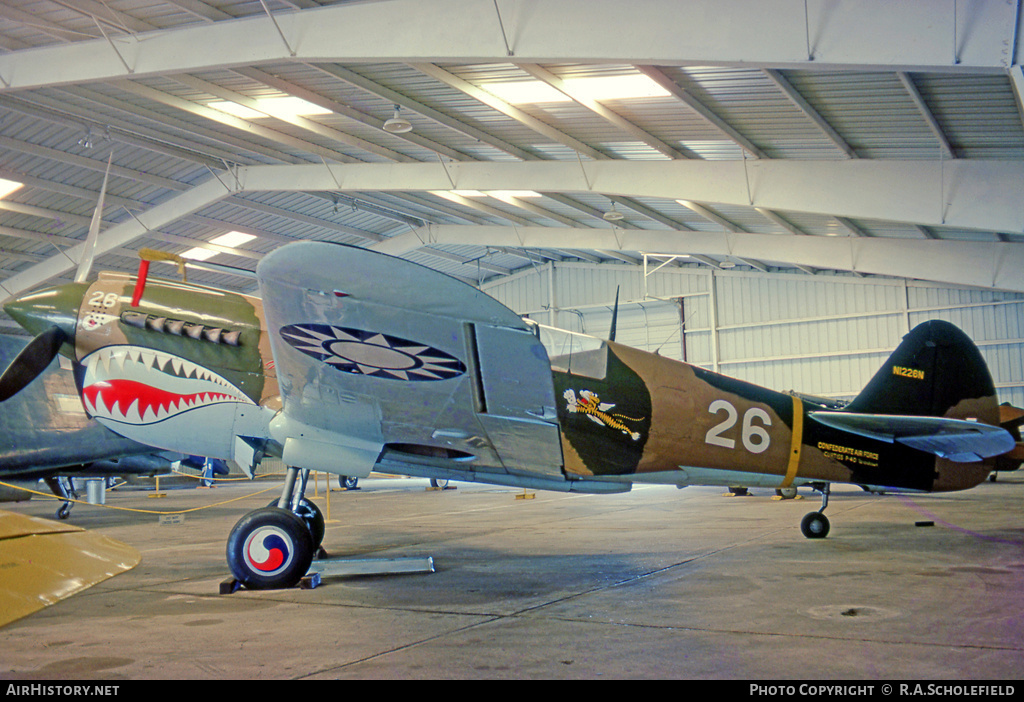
[800,511,830,539]
[226,507,314,590]
[800,482,832,539]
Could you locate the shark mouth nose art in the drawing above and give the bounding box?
[81,345,253,425]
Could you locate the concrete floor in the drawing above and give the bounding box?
[0,470,1021,680]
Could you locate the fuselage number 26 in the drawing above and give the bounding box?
[704,399,772,454]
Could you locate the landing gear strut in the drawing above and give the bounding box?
[800,483,831,539]
[45,476,76,519]
[226,466,320,590]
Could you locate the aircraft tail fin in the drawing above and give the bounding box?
[844,320,999,424]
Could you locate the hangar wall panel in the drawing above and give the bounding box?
[484,263,1024,407]
[481,267,551,323]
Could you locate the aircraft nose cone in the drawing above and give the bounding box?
[3,283,88,340]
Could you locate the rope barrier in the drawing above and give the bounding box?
[0,475,286,516]
[170,468,281,484]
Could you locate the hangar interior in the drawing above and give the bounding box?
[0,1,1023,680]
[0,0,1020,411]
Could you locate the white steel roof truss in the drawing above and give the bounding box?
[0,1,1019,91]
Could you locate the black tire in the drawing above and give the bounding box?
[339,476,359,490]
[800,511,830,539]
[266,497,325,549]
[430,478,449,489]
[226,507,314,590]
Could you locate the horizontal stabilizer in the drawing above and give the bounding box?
[810,411,1016,463]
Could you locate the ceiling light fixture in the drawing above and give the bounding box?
[603,203,625,222]
[382,105,413,134]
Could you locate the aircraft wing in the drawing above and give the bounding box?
[256,242,564,484]
[0,510,139,627]
[810,411,1016,462]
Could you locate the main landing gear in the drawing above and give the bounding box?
[45,476,76,520]
[800,483,831,539]
[226,466,323,590]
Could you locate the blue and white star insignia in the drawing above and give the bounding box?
[279,323,466,382]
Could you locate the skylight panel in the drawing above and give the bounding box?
[181,247,217,261]
[569,75,670,101]
[208,101,263,119]
[485,74,670,105]
[487,190,542,199]
[181,231,258,261]
[485,81,567,104]
[208,97,331,120]
[259,96,331,119]
[0,179,24,199]
[210,231,257,247]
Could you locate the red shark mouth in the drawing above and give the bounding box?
[80,345,253,425]
[83,379,243,425]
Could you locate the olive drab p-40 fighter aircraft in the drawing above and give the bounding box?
[0,242,1017,590]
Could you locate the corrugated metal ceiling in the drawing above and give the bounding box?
[0,0,1020,321]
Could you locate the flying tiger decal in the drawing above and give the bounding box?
[563,388,645,441]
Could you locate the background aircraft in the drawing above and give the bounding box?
[0,333,175,518]
[0,241,1016,589]
[993,403,1024,476]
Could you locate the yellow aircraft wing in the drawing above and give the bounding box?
[0,510,140,627]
